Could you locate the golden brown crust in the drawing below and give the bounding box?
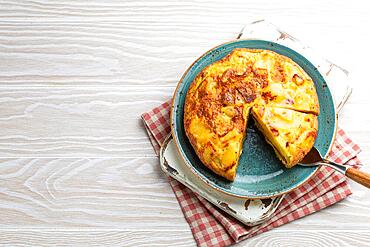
[184,48,320,181]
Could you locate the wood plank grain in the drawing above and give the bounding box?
[0,0,368,26]
[0,21,233,87]
[0,157,368,230]
[0,157,190,229]
[0,0,367,87]
[0,230,196,246]
[0,87,172,157]
[238,230,370,247]
[0,230,369,246]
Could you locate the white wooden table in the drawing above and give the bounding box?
[0,0,369,246]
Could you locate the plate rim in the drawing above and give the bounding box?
[170,38,338,199]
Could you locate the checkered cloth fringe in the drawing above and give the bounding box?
[142,100,361,247]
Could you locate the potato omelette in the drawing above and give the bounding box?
[184,48,319,181]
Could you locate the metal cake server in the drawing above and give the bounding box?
[299,86,370,188]
[299,147,370,188]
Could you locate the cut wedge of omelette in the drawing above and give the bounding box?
[252,106,318,168]
[184,48,319,181]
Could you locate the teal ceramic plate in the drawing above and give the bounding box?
[170,40,337,199]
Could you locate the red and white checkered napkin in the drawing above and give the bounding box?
[141,101,361,247]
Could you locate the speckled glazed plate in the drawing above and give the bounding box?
[170,39,337,199]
